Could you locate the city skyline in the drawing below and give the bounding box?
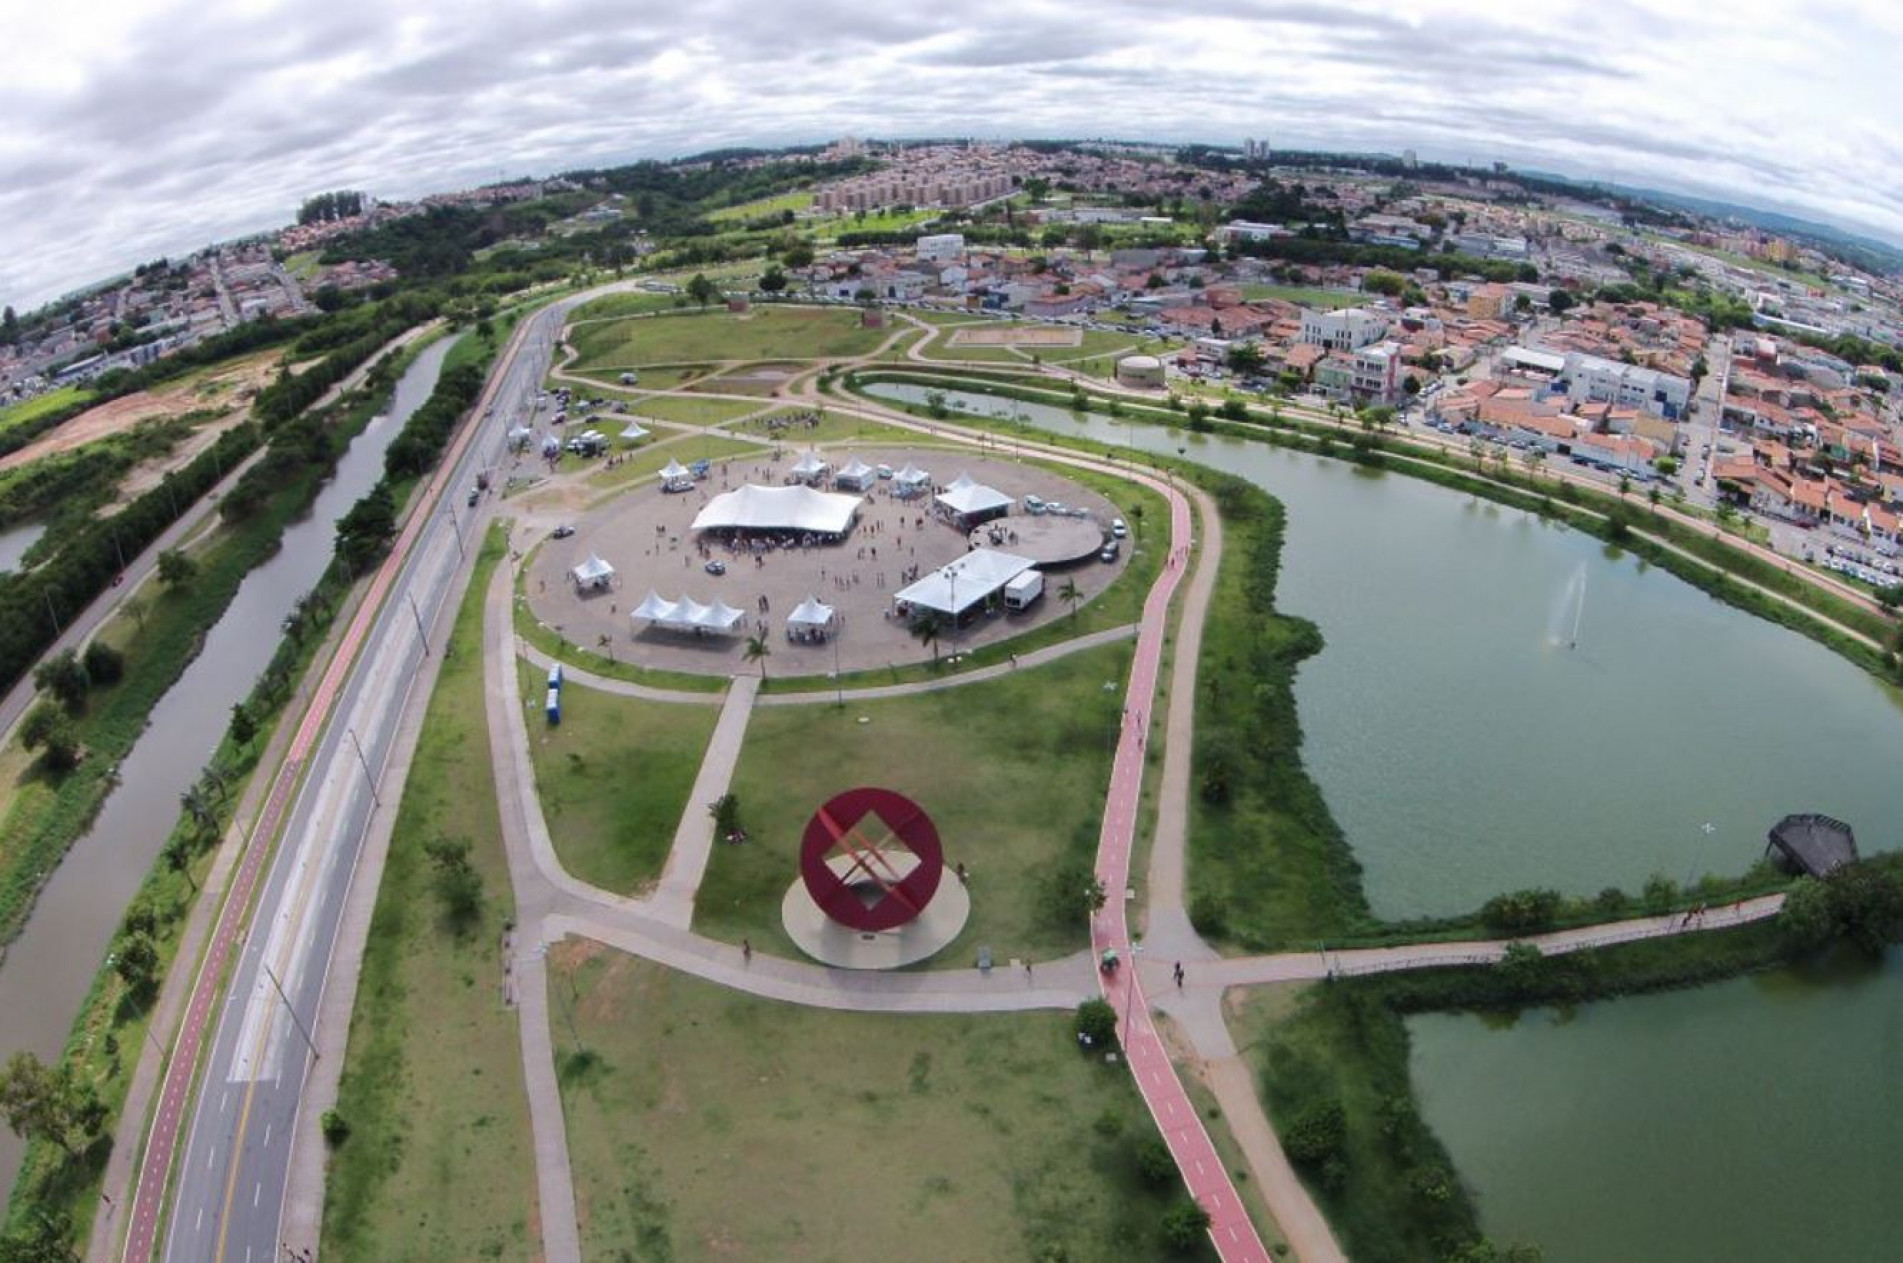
[2,0,1899,308]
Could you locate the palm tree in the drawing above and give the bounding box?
[1058,578,1082,620]
[597,633,615,663]
[180,787,214,841]
[163,835,198,892]
[1467,436,1485,472]
[916,613,943,664]
[743,635,771,680]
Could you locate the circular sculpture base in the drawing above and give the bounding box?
[781,860,971,970]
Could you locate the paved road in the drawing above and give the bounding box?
[123,308,561,1263]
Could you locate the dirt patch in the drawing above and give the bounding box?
[103,409,255,512]
[0,350,277,474]
[948,325,1082,348]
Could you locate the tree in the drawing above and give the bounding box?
[0,1053,105,1156]
[114,931,159,999]
[1283,1098,1346,1167]
[1135,1136,1177,1185]
[157,548,196,588]
[1040,857,1107,930]
[82,640,124,687]
[743,634,771,680]
[1225,343,1266,376]
[33,650,90,714]
[1160,1199,1212,1253]
[709,793,743,843]
[1642,873,1678,914]
[758,265,788,294]
[781,240,814,269]
[685,272,720,308]
[0,305,19,347]
[1499,940,1547,992]
[180,785,216,841]
[422,834,483,932]
[1057,577,1082,619]
[163,833,199,892]
[1780,877,1836,950]
[335,483,397,573]
[228,701,257,748]
[1074,998,1117,1048]
[1514,293,1533,313]
[20,705,78,774]
[1548,288,1575,314]
[1480,889,1563,934]
[1363,269,1405,297]
[1021,176,1051,203]
[0,1207,77,1263]
[915,612,943,664]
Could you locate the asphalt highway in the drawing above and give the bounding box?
[128,298,575,1263]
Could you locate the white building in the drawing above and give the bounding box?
[916,233,967,262]
[1299,306,1391,351]
[1351,342,1403,405]
[1557,352,1692,419]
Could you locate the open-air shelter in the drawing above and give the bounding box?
[894,462,932,498]
[660,458,695,492]
[935,475,1014,527]
[692,483,861,539]
[568,554,617,593]
[619,420,651,443]
[834,457,876,491]
[893,549,1035,621]
[786,594,837,641]
[790,451,831,484]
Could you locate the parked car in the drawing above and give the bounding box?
[551,524,575,539]
[1100,541,1120,562]
[704,560,727,576]
[1111,518,1128,538]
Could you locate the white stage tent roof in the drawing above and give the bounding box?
[935,480,1013,518]
[692,484,860,535]
[894,549,1035,617]
[835,457,875,484]
[569,554,616,588]
[894,462,931,487]
[787,595,836,628]
[660,459,691,480]
[632,590,676,621]
[619,421,651,441]
[790,451,831,479]
[630,591,745,634]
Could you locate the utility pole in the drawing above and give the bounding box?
[262,960,318,1065]
[407,592,431,656]
[346,727,381,807]
[446,505,466,560]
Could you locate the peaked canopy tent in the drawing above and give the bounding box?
[692,483,861,538]
[659,458,695,492]
[630,591,747,635]
[786,594,837,639]
[632,589,677,622]
[789,451,831,484]
[834,457,876,491]
[935,478,1014,526]
[568,554,617,592]
[894,462,931,489]
[894,549,1036,619]
[619,420,651,442]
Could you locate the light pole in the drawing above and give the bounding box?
[407,592,431,656]
[262,960,319,1066]
[346,727,381,808]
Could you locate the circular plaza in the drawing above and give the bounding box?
[524,444,1133,677]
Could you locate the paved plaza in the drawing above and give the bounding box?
[525,445,1134,676]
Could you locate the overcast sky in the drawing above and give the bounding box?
[3,0,1898,309]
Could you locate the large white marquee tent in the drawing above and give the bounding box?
[630,590,747,635]
[692,484,861,536]
[893,549,1036,618]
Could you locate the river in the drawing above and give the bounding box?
[865,383,1903,917]
[0,336,454,1196]
[865,381,1903,1259]
[0,521,45,574]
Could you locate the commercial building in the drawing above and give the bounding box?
[1299,306,1390,351]
[1557,352,1692,419]
[916,233,967,262]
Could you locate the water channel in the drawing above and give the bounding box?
[0,521,46,574]
[0,337,454,1195]
[865,381,1903,1257]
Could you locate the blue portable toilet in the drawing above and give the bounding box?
[547,663,564,692]
[545,687,562,725]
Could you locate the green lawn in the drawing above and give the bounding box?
[550,950,1215,1262]
[0,385,89,440]
[518,664,719,894]
[567,291,686,324]
[322,525,537,1261]
[1239,284,1362,309]
[629,393,766,427]
[572,307,893,371]
[699,641,1129,964]
[571,363,717,393]
[815,206,941,236]
[705,190,814,223]
[724,406,917,446]
[579,434,761,492]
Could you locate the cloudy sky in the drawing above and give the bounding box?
[2,0,1898,308]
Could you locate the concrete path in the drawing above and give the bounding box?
[649,674,758,926]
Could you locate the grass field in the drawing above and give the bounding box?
[580,435,762,492]
[570,363,717,393]
[0,385,89,439]
[628,393,766,427]
[698,641,1129,963]
[1239,284,1362,309]
[518,664,719,894]
[567,291,686,325]
[815,206,941,236]
[572,307,893,371]
[724,407,916,446]
[705,190,814,223]
[550,949,1216,1261]
[321,524,536,1261]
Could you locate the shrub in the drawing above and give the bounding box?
[1283,1097,1346,1167]
[1135,1135,1177,1186]
[1160,1199,1212,1253]
[82,640,125,686]
[1479,888,1562,935]
[1074,998,1117,1050]
[320,1109,350,1146]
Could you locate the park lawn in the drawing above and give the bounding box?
[571,363,717,393]
[815,206,941,236]
[572,307,892,371]
[580,434,760,492]
[699,640,1130,964]
[724,406,916,446]
[517,664,718,894]
[0,385,89,439]
[1041,329,1149,363]
[567,291,686,324]
[321,524,538,1263]
[705,189,814,222]
[629,393,765,427]
[1239,284,1362,309]
[549,949,1216,1263]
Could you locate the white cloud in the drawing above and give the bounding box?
[1,0,1898,307]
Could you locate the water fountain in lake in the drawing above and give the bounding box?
[1549,562,1588,650]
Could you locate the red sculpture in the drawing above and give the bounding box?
[799,787,944,932]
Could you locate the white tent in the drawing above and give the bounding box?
[568,554,617,591]
[945,472,977,492]
[660,458,691,479]
[691,484,861,536]
[894,549,1035,617]
[894,462,931,488]
[669,594,713,629]
[631,590,677,622]
[834,457,876,490]
[936,480,1014,520]
[700,600,746,633]
[619,421,651,442]
[789,451,830,482]
[787,595,836,629]
[507,424,534,449]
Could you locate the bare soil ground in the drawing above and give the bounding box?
[947,324,1083,347]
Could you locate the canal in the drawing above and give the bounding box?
[0,336,455,1195]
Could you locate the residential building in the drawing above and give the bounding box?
[1557,351,1692,419]
[1299,306,1390,351]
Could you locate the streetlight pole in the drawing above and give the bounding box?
[407,592,431,657]
[262,960,319,1065]
[832,629,842,708]
[445,504,466,560]
[346,727,381,808]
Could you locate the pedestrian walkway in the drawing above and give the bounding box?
[649,673,758,926]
